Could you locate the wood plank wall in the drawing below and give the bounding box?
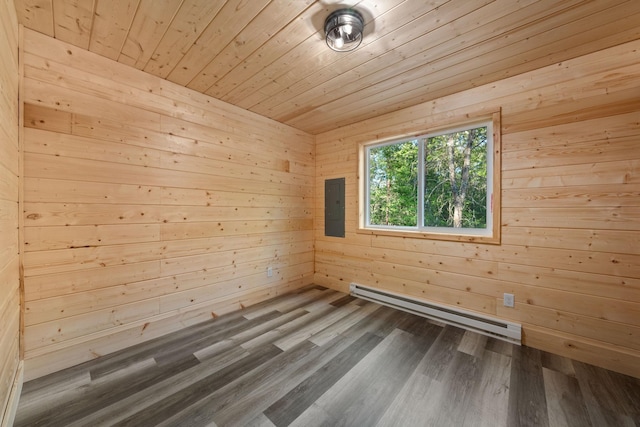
[20,28,315,380]
[315,39,640,378]
[0,0,21,422]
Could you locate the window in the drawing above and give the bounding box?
[360,113,501,243]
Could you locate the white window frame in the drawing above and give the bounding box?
[358,111,501,244]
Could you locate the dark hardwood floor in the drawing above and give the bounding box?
[15,286,640,426]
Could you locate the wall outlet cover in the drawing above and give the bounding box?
[503,293,515,308]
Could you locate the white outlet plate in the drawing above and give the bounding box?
[503,293,515,308]
[267,267,273,277]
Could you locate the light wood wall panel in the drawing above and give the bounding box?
[0,0,21,423]
[21,28,315,380]
[315,39,640,378]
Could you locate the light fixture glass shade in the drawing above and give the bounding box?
[324,9,364,52]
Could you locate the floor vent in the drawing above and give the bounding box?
[350,283,521,345]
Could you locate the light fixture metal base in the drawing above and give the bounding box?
[324,9,364,52]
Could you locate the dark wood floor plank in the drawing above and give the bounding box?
[573,360,640,427]
[373,321,447,426]
[507,346,550,427]
[289,322,435,426]
[300,290,345,313]
[67,346,249,426]
[381,334,511,427]
[153,310,284,367]
[458,329,489,358]
[15,287,640,427]
[375,372,442,426]
[211,339,323,426]
[193,308,308,361]
[308,301,381,346]
[274,302,360,351]
[541,351,576,377]
[16,355,199,427]
[241,305,334,350]
[542,367,592,427]
[113,344,284,427]
[242,288,327,320]
[424,351,483,426]
[162,303,407,426]
[14,370,92,421]
[486,336,514,357]
[463,350,512,427]
[420,324,465,381]
[380,346,489,427]
[329,294,357,307]
[165,340,322,426]
[264,332,383,426]
[239,291,357,352]
[240,413,277,427]
[89,302,267,379]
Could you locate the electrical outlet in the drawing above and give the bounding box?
[267,267,273,277]
[503,293,515,308]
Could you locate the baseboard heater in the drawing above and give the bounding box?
[350,283,521,345]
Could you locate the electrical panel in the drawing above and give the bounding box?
[325,178,345,237]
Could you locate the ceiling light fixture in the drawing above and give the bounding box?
[324,9,364,52]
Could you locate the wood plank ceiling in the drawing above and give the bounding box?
[11,0,640,135]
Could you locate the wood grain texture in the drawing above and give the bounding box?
[314,37,640,378]
[0,0,21,424]
[20,28,315,380]
[10,0,640,134]
[5,0,640,398]
[14,288,640,426]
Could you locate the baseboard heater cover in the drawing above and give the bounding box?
[350,283,521,345]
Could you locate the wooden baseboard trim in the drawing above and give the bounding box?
[523,325,640,379]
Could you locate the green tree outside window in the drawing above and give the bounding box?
[367,123,489,232]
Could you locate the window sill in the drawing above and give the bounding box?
[357,226,501,245]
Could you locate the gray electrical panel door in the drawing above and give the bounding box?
[325,178,345,237]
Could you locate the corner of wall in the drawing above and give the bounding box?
[0,0,23,423]
[0,361,23,427]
